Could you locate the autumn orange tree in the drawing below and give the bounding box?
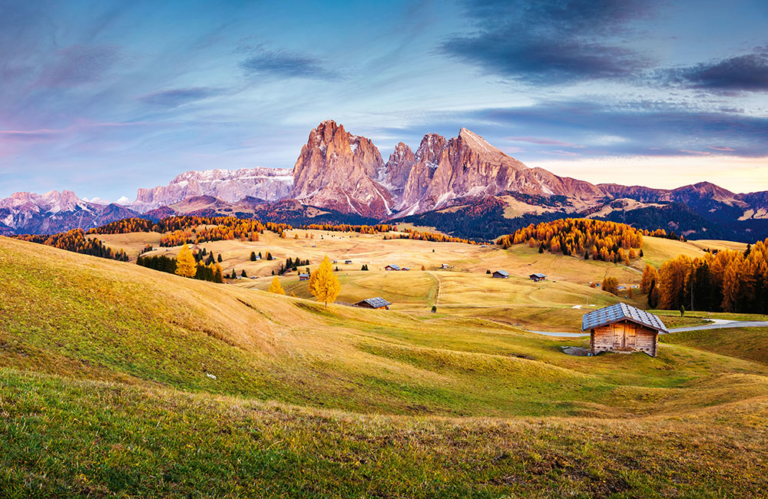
[652,240,768,313]
[308,256,341,307]
[175,244,197,278]
[267,276,286,295]
[497,219,646,263]
[602,276,620,296]
[641,264,660,293]
[15,229,129,262]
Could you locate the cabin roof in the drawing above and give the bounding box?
[494,270,509,276]
[299,273,309,278]
[357,297,391,308]
[582,303,668,333]
[530,273,546,278]
[386,264,401,270]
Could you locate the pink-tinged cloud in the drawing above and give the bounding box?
[544,150,580,157]
[507,136,578,147]
[709,145,735,152]
[680,149,711,156]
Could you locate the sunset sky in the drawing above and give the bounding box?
[1,0,767,202]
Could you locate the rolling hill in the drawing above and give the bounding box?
[1,235,768,496]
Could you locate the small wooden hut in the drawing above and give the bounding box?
[356,297,391,310]
[492,270,509,279]
[582,303,667,357]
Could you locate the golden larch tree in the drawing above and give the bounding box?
[308,255,341,307]
[175,244,197,278]
[267,276,286,295]
[602,276,620,296]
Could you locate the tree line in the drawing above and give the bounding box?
[299,223,396,234]
[497,219,661,263]
[643,240,768,314]
[385,229,478,245]
[137,244,224,283]
[14,229,129,262]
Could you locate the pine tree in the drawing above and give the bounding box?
[308,255,342,307]
[217,254,222,263]
[175,244,197,278]
[241,269,247,278]
[250,252,256,262]
[267,276,285,295]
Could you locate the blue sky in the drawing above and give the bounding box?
[1,0,767,202]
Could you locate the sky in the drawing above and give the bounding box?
[1,0,767,203]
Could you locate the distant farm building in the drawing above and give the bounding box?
[385,264,401,271]
[299,274,310,281]
[441,264,450,269]
[529,273,546,282]
[345,260,352,264]
[402,267,410,271]
[582,303,667,357]
[492,270,509,279]
[356,297,391,310]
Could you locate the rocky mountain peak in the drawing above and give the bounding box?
[383,142,416,196]
[457,128,506,158]
[131,167,292,213]
[290,121,392,218]
[415,133,447,163]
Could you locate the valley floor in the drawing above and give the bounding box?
[1,234,767,497]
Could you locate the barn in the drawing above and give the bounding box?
[492,270,509,279]
[356,297,391,310]
[582,303,667,357]
[299,273,310,281]
[384,264,401,271]
[529,273,546,282]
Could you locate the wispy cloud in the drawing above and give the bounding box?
[139,87,223,107]
[35,44,122,88]
[507,136,580,147]
[241,50,339,80]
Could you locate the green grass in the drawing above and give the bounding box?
[2,236,768,496]
[662,327,768,366]
[2,368,768,499]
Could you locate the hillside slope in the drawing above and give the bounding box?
[2,236,768,496]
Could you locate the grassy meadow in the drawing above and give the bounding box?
[2,230,768,497]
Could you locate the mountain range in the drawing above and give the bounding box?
[2,120,767,242]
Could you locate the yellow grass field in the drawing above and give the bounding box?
[97,227,734,331]
[2,234,768,496]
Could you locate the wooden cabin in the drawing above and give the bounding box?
[384,264,401,271]
[582,303,667,357]
[492,270,509,279]
[529,273,546,282]
[299,273,310,281]
[356,297,391,310]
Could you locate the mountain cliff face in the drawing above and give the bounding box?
[132,167,292,213]
[6,120,768,240]
[382,142,415,198]
[395,128,605,215]
[0,191,141,235]
[290,120,394,218]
